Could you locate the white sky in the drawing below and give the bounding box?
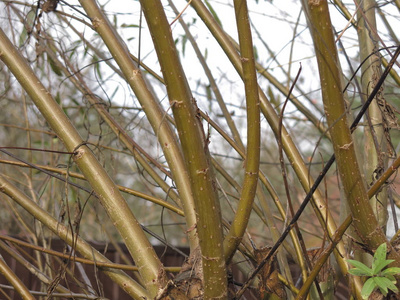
[2,0,399,157]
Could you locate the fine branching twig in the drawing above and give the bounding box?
[235,43,400,299]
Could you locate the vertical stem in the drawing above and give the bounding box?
[78,0,199,252]
[167,0,245,150]
[189,0,349,277]
[302,0,398,256]
[223,0,260,262]
[139,1,227,298]
[356,0,388,228]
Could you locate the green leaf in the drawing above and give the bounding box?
[68,41,81,60]
[361,278,377,299]
[95,60,102,80]
[253,46,258,61]
[384,274,396,282]
[381,267,400,276]
[109,86,119,101]
[374,277,388,295]
[204,0,222,28]
[55,92,61,104]
[83,45,89,58]
[374,243,388,263]
[121,23,139,28]
[372,259,394,274]
[348,268,372,276]
[182,34,187,57]
[48,56,63,76]
[19,9,36,46]
[347,259,373,276]
[374,276,398,295]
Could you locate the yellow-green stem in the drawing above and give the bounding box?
[0,158,183,216]
[0,254,35,300]
[356,0,388,228]
[0,175,150,299]
[189,0,349,278]
[223,0,260,263]
[168,0,244,150]
[0,27,163,297]
[298,143,400,298]
[78,0,198,252]
[302,0,399,259]
[139,0,227,298]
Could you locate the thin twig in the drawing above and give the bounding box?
[235,43,400,300]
